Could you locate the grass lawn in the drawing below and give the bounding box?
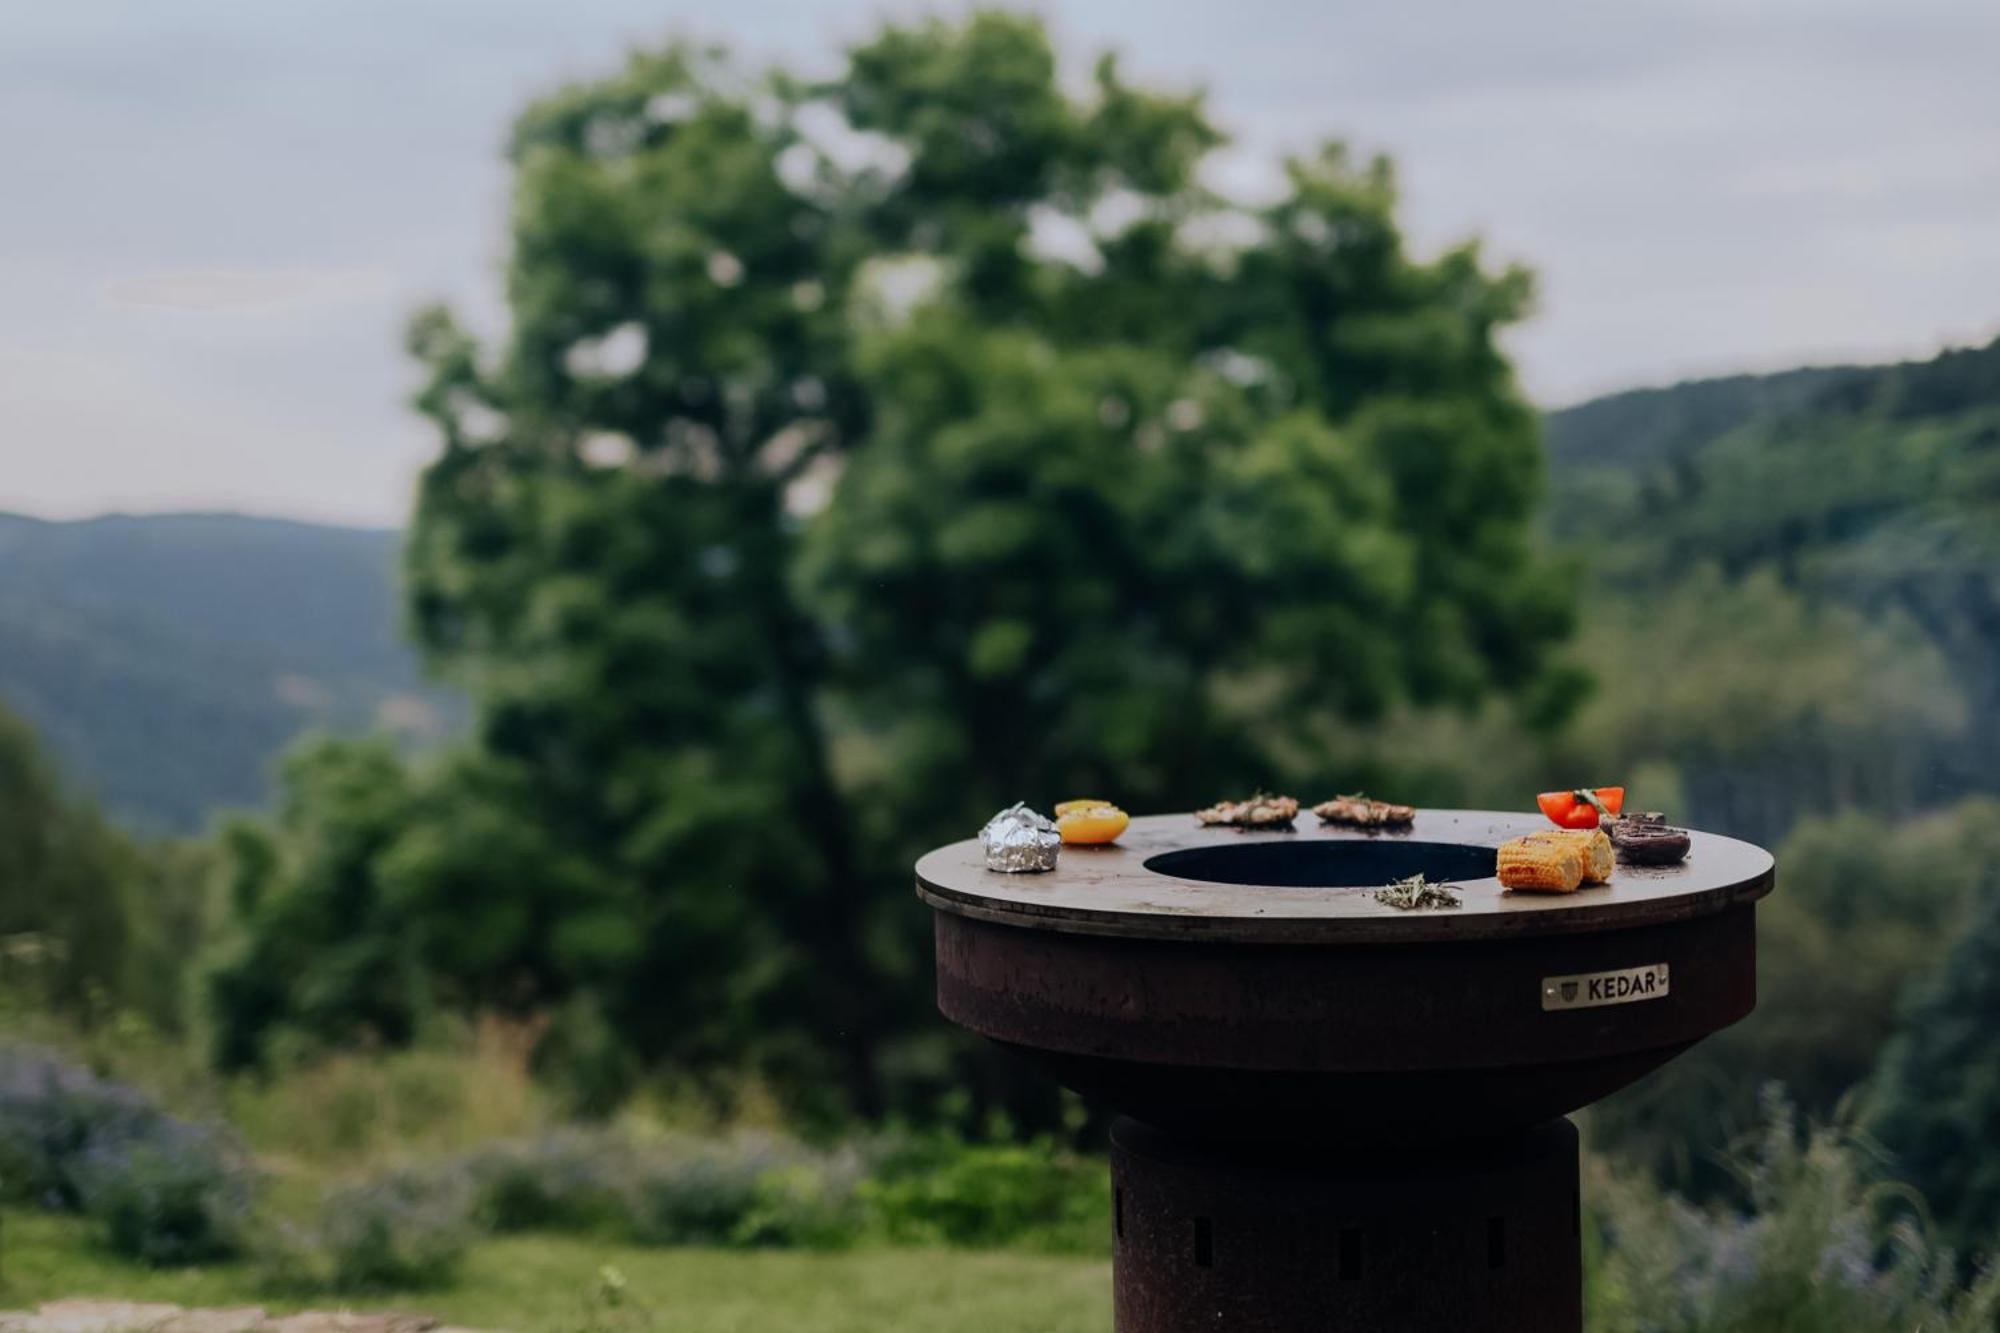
[0,1211,1109,1332]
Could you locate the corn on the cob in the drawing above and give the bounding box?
[1497,835,1585,893]
[1523,828,1614,884]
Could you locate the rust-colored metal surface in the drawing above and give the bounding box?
[940,903,1753,1138]
[936,906,1753,1073]
[916,808,1773,1331]
[1113,1117,1583,1332]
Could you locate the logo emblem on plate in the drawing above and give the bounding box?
[1542,963,1669,1011]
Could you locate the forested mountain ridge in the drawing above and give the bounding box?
[1545,333,1999,829]
[1546,335,2000,478]
[0,512,453,829]
[1544,363,1867,478]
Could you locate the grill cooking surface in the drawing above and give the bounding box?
[916,809,1773,944]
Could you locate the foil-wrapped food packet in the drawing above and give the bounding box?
[981,802,1062,873]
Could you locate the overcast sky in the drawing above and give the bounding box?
[4,0,1997,527]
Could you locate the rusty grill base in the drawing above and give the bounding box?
[1111,1116,1582,1333]
[918,812,1772,1330]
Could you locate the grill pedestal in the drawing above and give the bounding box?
[1112,1117,1581,1333]
[916,811,1773,1331]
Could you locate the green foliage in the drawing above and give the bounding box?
[734,1161,864,1250]
[1870,872,2000,1262]
[626,1140,862,1250]
[313,1169,475,1292]
[206,737,428,1069]
[213,11,1561,1119]
[1588,1094,2000,1333]
[530,995,643,1122]
[207,734,621,1077]
[1557,572,1963,837]
[1588,799,2000,1193]
[622,1146,790,1247]
[308,1124,1096,1260]
[0,702,219,1033]
[0,1043,160,1209]
[1755,802,2000,1102]
[860,1132,1108,1253]
[465,1128,866,1250]
[0,1043,254,1264]
[462,1129,637,1236]
[223,1037,546,1169]
[72,1133,253,1266]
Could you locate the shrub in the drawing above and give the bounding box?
[251,1219,333,1297]
[861,1133,1110,1253]
[1587,1091,2000,1333]
[325,1125,1096,1259]
[225,1033,545,1167]
[625,1139,777,1246]
[70,1120,253,1263]
[462,1128,636,1235]
[0,1043,161,1208]
[0,1042,254,1262]
[318,1167,473,1291]
[530,995,640,1121]
[443,1126,861,1250]
[732,1154,864,1250]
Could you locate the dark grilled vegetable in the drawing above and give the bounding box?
[1608,812,1691,865]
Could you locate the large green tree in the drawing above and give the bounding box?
[214,13,1564,1116]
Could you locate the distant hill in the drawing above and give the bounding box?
[0,513,456,831]
[1545,334,2000,565]
[1547,337,2000,480]
[1544,332,2000,832]
[1544,364,1867,477]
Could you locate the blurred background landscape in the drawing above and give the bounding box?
[2,3,1997,1329]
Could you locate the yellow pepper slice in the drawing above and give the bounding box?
[1055,798,1116,817]
[1057,803,1129,845]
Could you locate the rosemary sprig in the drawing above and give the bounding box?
[1373,873,1461,911]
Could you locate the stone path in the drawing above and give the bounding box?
[0,1303,486,1333]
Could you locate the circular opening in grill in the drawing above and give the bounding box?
[1144,840,1498,888]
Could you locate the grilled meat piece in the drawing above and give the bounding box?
[1195,794,1300,828]
[1313,794,1417,828]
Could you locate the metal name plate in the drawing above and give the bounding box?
[1542,963,1670,1011]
